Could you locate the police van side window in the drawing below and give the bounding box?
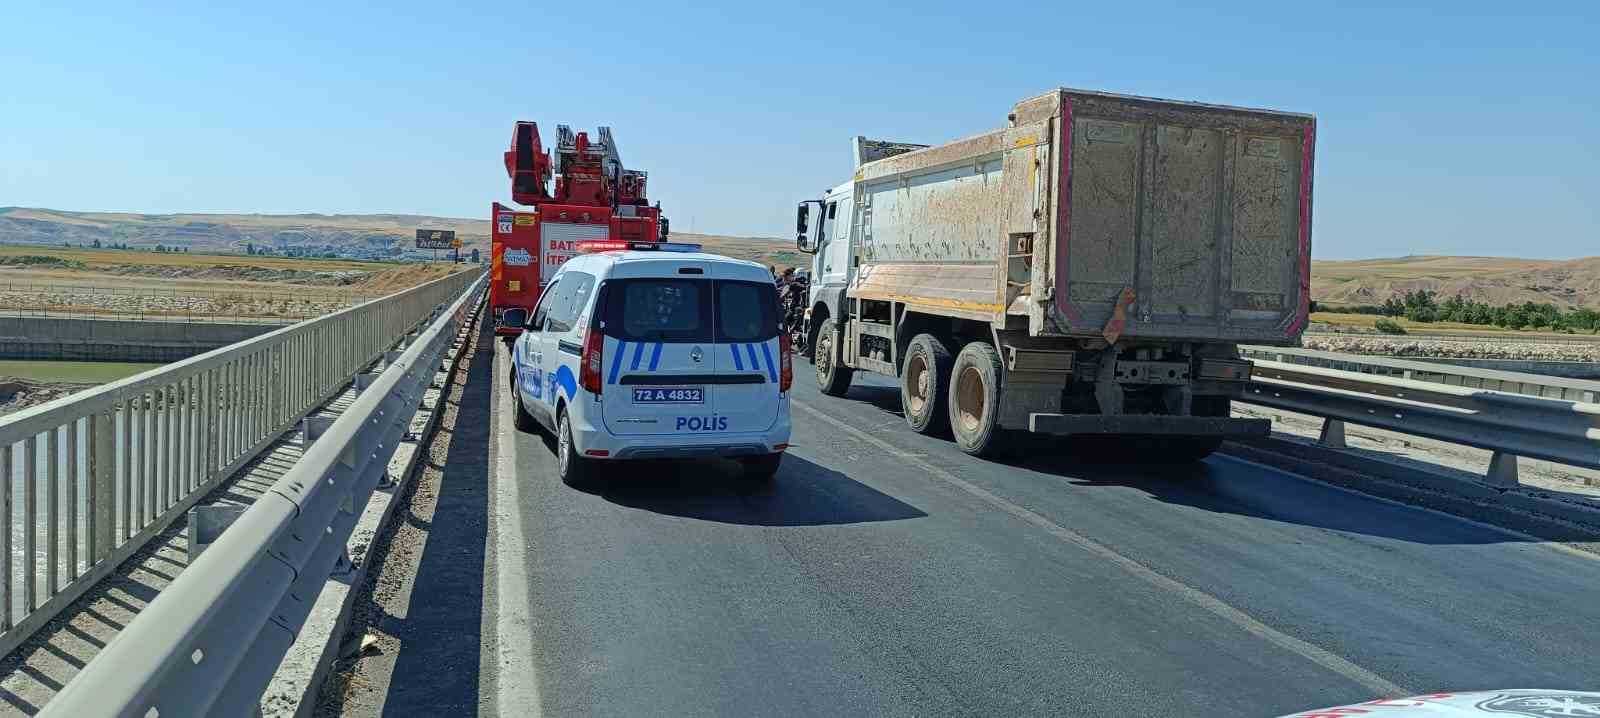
[715,280,778,342]
[546,272,595,333]
[530,278,562,330]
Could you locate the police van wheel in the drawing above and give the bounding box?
[949,341,1005,457]
[814,327,853,397]
[739,453,782,482]
[901,334,953,436]
[557,410,593,488]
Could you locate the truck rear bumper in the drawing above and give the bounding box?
[1027,414,1269,438]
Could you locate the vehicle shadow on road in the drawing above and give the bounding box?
[583,453,928,527]
[1001,448,1596,545]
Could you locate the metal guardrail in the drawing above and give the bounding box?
[39,273,484,718]
[0,270,480,660]
[1305,329,1600,346]
[1240,346,1599,403]
[1238,350,1600,487]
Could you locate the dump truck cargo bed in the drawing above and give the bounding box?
[849,88,1315,345]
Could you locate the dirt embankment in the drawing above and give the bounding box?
[106,264,371,286]
[99,260,459,290]
[1301,335,1600,362]
[0,378,93,416]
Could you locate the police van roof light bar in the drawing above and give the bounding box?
[574,240,702,254]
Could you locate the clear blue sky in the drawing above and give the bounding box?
[3,0,1595,259]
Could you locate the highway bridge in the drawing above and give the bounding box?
[3,277,1599,717]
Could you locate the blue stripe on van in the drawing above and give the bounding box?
[608,340,627,385]
[630,341,645,371]
[759,341,777,382]
[730,343,744,370]
[648,342,663,371]
[745,343,759,371]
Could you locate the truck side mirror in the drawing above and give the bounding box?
[659,217,670,239]
[795,202,818,253]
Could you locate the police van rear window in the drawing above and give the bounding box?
[716,281,778,342]
[601,279,777,343]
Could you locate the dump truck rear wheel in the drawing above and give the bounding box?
[901,334,953,436]
[949,341,1005,456]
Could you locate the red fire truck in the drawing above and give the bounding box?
[492,122,667,335]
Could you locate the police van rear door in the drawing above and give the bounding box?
[598,269,718,436]
[708,268,782,434]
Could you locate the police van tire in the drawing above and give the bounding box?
[557,410,593,488]
[740,453,782,481]
[901,334,953,436]
[949,341,1005,457]
[815,326,853,397]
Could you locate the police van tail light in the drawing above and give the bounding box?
[580,329,604,394]
[779,333,793,392]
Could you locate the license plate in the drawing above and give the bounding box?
[632,387,704,404]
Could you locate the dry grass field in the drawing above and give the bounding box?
[1307,311,1600,337]
[0,244,381,272]
[1313,255,1600,309]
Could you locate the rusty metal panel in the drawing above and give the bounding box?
[1010,91,1063,127]
[849,262,1001,320]
[1149,125,1221,318]
[856,152,1004,264]
[1050,89,1314,344]
[1001,123,1048,236]
[1065,116,1140,318]
[1231,135,1302,309]
[856,129,1007,182]
[846,87,1312,344]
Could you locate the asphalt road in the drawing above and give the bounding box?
[370,339,1600,717]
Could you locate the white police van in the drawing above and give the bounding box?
[505,241,792,486]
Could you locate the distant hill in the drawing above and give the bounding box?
[1313,255,1600,309]
[0,208,492,258]
[0,206,800,268]
[4,209,1591,308]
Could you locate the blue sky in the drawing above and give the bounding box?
[2,0,1595,259]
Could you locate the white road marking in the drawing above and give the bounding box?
[794,400,1410,698]
[489,345,543,718]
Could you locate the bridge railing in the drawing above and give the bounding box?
[0,269,480,659]
[38,269,484,718]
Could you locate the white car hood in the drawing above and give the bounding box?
[1281,690,1600,717]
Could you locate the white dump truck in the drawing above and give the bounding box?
[796,88,1316,459]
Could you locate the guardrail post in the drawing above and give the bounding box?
[301,415,336,447]
[1317,418,1347,449]
[186,504,247,561]
[1485,451,1520,488]
[90,410,116,563]
[355,371,382,391]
